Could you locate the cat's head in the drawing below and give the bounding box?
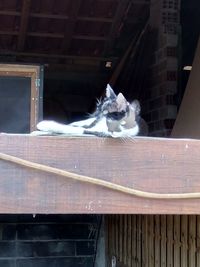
[102,84,130,121]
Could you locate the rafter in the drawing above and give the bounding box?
[104,0,130,55]
[62,0,82,53]
[0,30,107,41]
[17,0,31,51]
[0,50,118,62]
[0,10,113,23]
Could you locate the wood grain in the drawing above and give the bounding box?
[1,135,200,213]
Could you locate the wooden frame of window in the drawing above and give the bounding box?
[0,64,43,132]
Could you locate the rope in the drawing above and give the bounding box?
[0,152,199,199]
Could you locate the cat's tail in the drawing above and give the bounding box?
[37,120,84,135]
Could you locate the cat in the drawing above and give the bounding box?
[36,84,148,138]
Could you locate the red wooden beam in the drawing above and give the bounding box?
[0,134,200,214]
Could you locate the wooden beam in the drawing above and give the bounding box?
[0,135,200,214]
[62,0,82,53]
[0,51,117,63]
[0,10,113,23]
[17,0,31,51]
[104,0,130,54]
[0,30,107,41]
[171,38,200,138]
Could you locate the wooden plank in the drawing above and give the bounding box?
[132,215,137,266]
[127,215,132,267]
[104,0,130,54]
[171,38,200,138]
[181,215,188,267]
[111,215,115,256]
[167,215,173,267]
[155,215,161,267]
[161,215,167,267]
[142,215,148,267]
[1,135,200,214]
[136,215,142,267]
[174,215,181,266]
[0,10,113,22]
[115,215,119,261]
[197,215,200,266]
[0,51,117,62]
[119,215,123,262]
[123,214,128,265]
[148,215,154,266]
[17,0,31,51]
[62,0,82,53]
[105,215,110,267]
[188,215,196,266]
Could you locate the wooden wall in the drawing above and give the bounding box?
[106,215,200,267]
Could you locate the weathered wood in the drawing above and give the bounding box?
[132,215,137,266]
[106,214,200,267]
[155,215,161,267]
[197,216,200,266]
[188,216,196,266]
[62,0,82,52]
[172,38,200,138]
[142,215,148,267]
[181,215,188,267]
[0,64,41,132]
[174,215,181,266]
[136,215,142,267]
[0,10,113,22]
[17,0,31,51]
[1,135,200,214]
[127,215,132,267]
[148,215,154,266]
[161,215,167,267]
[167,215,173,267]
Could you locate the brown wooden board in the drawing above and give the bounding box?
[1,134,200,214]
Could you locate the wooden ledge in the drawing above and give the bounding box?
[0,134,200,214]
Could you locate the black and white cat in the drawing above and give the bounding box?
[36,84,148,138]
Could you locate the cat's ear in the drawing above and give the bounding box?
[116,93,127,110]
[106,84,116,99]
[131,100,141,115]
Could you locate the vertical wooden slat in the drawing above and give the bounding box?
[124,215,128,265]
[105,215,111,267]
[119,215,123,263]
[136,215,142,267]
[167,215,173,267]
[197,215,200,266]
[155,215,161,267]
[115,215,119,261]
[142,215,148,267]
[188,215,196,266]
[132,215,137,267]
[112,215,116,257]
[181,215,188,267]
[148,215,155,266]
[161,215,167,267]
[174,215,181,266]
[127,215,132,267]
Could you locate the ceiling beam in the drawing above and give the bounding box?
[104,0,131,55]
[17,0,31,51]
[0,50,118,62]
[0,10,113,23]
[62,0,82,53]
[0,30,107,41]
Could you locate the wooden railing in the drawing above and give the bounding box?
[0,134,200,214]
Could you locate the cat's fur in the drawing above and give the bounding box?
[36,84,148,138]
